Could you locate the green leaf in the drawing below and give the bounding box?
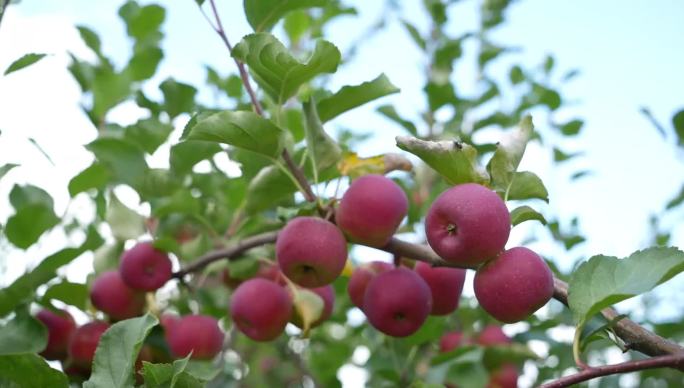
[68,162,110,196]
[0,163,18,181]
[0,227,103,316]
[316,74,400,122]
[560,119,583,136]
[666,183,684,210]
[5,204,60,249]
[672,109,684,147]
[0,354,68,387]
[91,67,132,119]
[568,247,684,326]
[283,10,311,45]
[77,26,103,56]
[169,141,222,175]
[106,193,146,241]
[142,355,206,388]
[84,314,159,388]
[86,137,148,187]
[232,33,340,104]
[486,115,534,194]
[125,118,174,154]
[41,281,89,311]
[396,136,488,185]
[245,165,296,214]
[510,205,546,226]
[507,171,549,202]
[401,20,426,50]
[184,110,284,158]
[303,99,342,174]
[160,78,197,119]
[4,53,47,76]
[9,184,54,210]
[244,0,327,32]
[377,105,418,136]
[0,309,48,355]
[119,2,165,46]
[509,65,524,84]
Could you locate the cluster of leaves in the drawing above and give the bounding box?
[1,0,683,387]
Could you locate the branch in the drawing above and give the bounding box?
[540,354,684,388]
[200,0,317,204]
[172,231,278,279]
[175,232,684,358]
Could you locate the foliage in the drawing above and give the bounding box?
[0,0,682,387]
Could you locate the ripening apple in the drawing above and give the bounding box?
[276,217,347,287]
[119,242,173,291]
[36,309,77,360]
[69,321,110,368]
[476,325,511,346]
[90,270,146,320]
[166,314,224,360]
[414,261,466,315]
[336,174,408,247]
[347,261,393,309]
[230,278,293,341]
[487,363,519,388]
[439,330,466,353]
[474,247,554,323]
[425,183,510,266]
[291,284,335,329]
[363,268,432,337]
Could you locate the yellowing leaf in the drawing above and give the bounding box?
[338,152,412,178]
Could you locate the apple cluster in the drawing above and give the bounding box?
[440,325,519,388]
[35,242,226,379]
[426,183,555,323]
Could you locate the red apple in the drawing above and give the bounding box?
[90,270,146,320]
[474,247,554,323]
[36,309,77,360]
[487,363,519,388]
[276,217,347,287]
[336,174,408,247]
[477,325,511,346]
[230,278,293,341]
[425,183,510,266]
[69,321,110,368]
[414,261,466,315]
[120,242,173,291]
[363,268,432,337]
[347,261,393,309]
[166,315,224,360]
[439,331,466,353]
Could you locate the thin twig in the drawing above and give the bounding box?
[539,354,684,388]
[172,231,278,279]
[0,0,11,31]
[200,0,317,205]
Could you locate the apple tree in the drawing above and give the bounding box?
[1,0,683,387]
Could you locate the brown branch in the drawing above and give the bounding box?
[201,0,317,205]
[539,354,684,388]
[172,231,278,279]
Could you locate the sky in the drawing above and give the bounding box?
[1,0,684,386]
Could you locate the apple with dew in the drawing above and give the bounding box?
[276,217,347,287]
[363,267,432,337]
[230,278,293,341]
[336,174,408,247]
[425,183,510,266]
[474,247,554,323]
[347,261,393,309]
[414,261,466,315]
